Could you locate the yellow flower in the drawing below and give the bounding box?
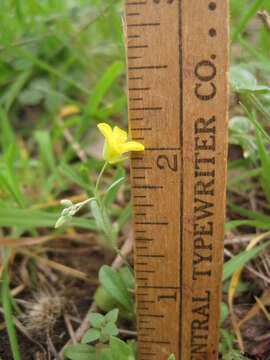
[97,123,144,163]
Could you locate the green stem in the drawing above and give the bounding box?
[95,162,108,200]
[112,245,133,274]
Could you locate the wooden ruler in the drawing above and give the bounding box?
[125,1,229,359]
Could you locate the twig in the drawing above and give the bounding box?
[118,329,137,337]
[0,308,46,355]
[258,10,270,34]
[63,312,77,344]
[47,332,62,360]
[59,232,133,358]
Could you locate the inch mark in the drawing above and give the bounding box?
[134,204,153,207]
[130,117,144,120]
[145,147,181,151]
[134,185,163,189]
[133,176,146,179]
[128,44,148,49]
[130,107,161,111]
[138,285,179,289]
[128,56,143,60]
[127,23,160,27]
[126,1,147,5]
[129,87,150,91]
[129,76,143,80]
[140,340,171,345]
[128,34,141,39]
[136,254,165,258]
[130,97,143,100]
[126,12,140,16]
[138,313,164,318]
[132,166,152,170]
[129,65,167,70]
[131,127,152,131]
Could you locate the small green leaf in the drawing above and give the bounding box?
[119,266,135,290]
[99,265,134,314]
[102,322,118,337]
[81,328,101,344]
[168,355,176,360]
[109,337,135,360]
[103,166,125,207]
[89,313,105,329]
[99,331,110,344]
[105,308,119,323]
[230,66,270,94]
[63,344,96,360]
[220,302,228,326]
[91,200,115,245]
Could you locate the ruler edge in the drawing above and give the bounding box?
[124,0,231,358]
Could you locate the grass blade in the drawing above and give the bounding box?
[222,241,270,281]
[2,252,21,360]
[231,0,264,42]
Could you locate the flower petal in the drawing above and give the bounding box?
[120,141,144,154]
[113,126,127,144]
[97,123,113,140]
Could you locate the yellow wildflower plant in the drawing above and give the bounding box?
[97,123,144,164]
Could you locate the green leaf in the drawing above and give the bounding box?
[35,131,57,174]
[109,337,135,360]
[63,344,96,360]
[102,322,118,337]
[3,71,31,112]
[222,242,270,281]
[89,313,105,329]
[105,308,119,323]
[90,200,114,245]
[59,162,93,193]
[255,128,270,204]
[119,266,135,290]
[0,105,19,157]
[19,88,43,105]
[0,145,25,208]
[230,66,270,94]
[0,207,97,230]
[94,286,116,313]
[103,167,125,207]
[240,102,270,143]
[99,265,134,314]
[226,219,270,232]
[2,255,21,360]
[76,61,123,140]
[81,329,101,344]
[220,302,228,326]
[168,355,176,360]
[231,0,264,42]
[86,61,123,116]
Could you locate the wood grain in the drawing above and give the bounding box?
[124,1,229,359]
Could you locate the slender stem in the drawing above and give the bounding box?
[112,246,133,274]
[95,162,108,199]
